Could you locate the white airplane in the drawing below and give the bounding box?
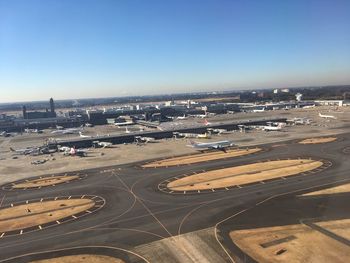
[287,117,311,125]
[196,133,211,139]
[191,111,208,118]
[10,147,39,155]
[24,128,43,134]
[177,114,188,120]
[319,112,337,120]
[135,136,156,144]
[303,104,315,109]
[0,131,10,137]
[262,122,285,131]
[173,132,198,139]
[115,121,134,126]
[51,126,83,134]
[79,132,91,138]
[252,107,266,113]
[63,147,89,157]
[58,146,71,152]
[207,128,232,134]
[98,141,113,148]
[125,127,131,133]
[187,140,235,152]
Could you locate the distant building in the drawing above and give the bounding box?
[315,100,345,107]
[23,98,56,119]
[50,98,55,113]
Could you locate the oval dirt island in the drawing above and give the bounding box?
[12,175,79,189]
[298,137,337,144]
[143,148,262,168]
[0,198,96,234]
[30,254,124,263]
[167,159,325,191]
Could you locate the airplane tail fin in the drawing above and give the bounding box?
[189,140,196,146]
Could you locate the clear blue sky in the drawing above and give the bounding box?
[1,0,350,102]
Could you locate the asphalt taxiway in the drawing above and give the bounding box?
[0,133,349,262]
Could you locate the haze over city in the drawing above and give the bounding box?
[1,0,350,103]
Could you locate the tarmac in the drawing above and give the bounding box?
[0,130,349,262]
[0,106,349,262]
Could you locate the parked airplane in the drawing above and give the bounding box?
[173,132,211,139]
[51,126,83,134]
[287,117,311,125]
[319,112,337,119]
[115,121,134,127]
[125,127,131,133]
[24,128,43,134]
[187,140,235,152]
[252,107,266,113]
[92,140,113,148]
[177,114,188,120]
[135,136,156,144]
[303,104,315,109]
[196,133,211,139]
[97,141,113,148]
[262,122,285,131]
[191,111,208,118]
[0,131,10,137]
[79,132,91,138]
[173,132,198,139]
[207,128,232,134]
[58,146,71,152]
[10,147,39,155]
[63,147,89,157]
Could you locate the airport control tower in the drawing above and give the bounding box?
[50,98,55,113]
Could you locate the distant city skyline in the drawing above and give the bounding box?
[1,0,350,103]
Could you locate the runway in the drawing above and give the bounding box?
[0,133,349,262]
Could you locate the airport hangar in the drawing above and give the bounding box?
[0,132,349,262]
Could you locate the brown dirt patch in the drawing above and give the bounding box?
[298,137,337,144]
[12,175,79,189]
[143,148,262,168]
[30,254,124,263]
[0,199,94,233]
[168,159,323,191]
[230,222,350,263]
[302,183,350,196]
